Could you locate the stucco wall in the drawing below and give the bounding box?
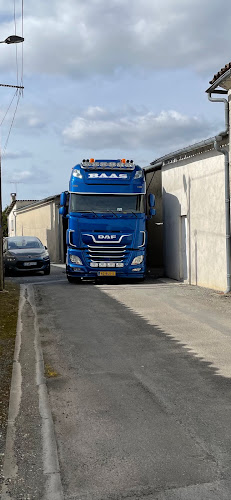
[8,201,34,237]
[162,149,227,291]
[146,169,163,268]
[15,201,60,262]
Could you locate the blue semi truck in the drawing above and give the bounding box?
[59,158,155,283]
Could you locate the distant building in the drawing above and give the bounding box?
[146,136,228,291]
[144,61,231,292]
[5,193,37,237]
[6,193,63,263]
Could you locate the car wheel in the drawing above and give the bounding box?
[44,265,50,275]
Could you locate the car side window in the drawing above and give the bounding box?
[3,240,7,252]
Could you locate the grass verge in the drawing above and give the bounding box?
[0,281,20,484]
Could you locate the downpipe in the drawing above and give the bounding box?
[208,93,230,293]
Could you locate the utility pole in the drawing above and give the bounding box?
[0,35,24,291]
[0,153,3,291]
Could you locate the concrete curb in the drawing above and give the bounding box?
[27,285,64,500]
[1,285,64,500]
[1,286,25,499]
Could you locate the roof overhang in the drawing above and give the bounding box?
[145,134,229,174]
[206,68,231,93]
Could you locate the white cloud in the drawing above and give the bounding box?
[0,0,230,77]
[4,167,51,184]
[62,106,216,153]
[2,150,32,160]
[0,103,47,132]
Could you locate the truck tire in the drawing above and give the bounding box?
[67,275,81,284]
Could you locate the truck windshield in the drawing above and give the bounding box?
[70,194,144,213]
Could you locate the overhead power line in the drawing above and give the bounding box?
[1,90,22,156]
[0,89,17,127]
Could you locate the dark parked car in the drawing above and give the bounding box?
[3,236,50,275]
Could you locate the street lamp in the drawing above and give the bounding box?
[0,34,24,291]
[0,35,24,44]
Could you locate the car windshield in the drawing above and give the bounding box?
[7,237,43,250]
[70,194,144,213]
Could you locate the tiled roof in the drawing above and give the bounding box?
[209,62,231,84]
[5,200,16,216]
[5,200,37,216]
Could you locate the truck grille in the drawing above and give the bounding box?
[85,244,127,263]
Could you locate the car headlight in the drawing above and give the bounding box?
[131,255,144,265]
[6,256,16,262]
[41,252,49,260]
[69,254,83,265]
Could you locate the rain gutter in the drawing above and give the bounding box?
[144,137,216,175]
[208,92,230,293]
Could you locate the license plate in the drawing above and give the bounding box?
[98,271,116,276]
[24,261,37,266]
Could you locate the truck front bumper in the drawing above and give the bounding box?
[66,264,145,279]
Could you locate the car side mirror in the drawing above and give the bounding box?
[44,246,47,250]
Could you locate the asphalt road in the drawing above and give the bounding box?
[2,266,231,499]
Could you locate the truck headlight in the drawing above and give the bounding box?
[134,170,143,179]
[69,254,83,265]
[131,255,144,265]
[73,169,82,178]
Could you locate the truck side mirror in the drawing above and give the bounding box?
[149,208,156,217]
[59,206,67,216]
[60,191,67,207]
[149,193,155,208]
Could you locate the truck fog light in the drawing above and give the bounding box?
[90,262,98,267]
[132,267,142,272]
[131,255,144,265]
[116,263,124,268]
[73,267,84,272]
[70,254,83,265]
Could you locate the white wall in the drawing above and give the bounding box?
[8,201,33,237]
[146,169,163,268]
[162,149,227,291]
[14,200,61,262]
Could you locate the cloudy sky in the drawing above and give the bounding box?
[1,0,230,208]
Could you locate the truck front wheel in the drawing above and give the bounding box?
[67,275,82,284]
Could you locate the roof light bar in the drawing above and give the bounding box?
[81,159,135,170]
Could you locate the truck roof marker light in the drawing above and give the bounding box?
[90,158,95,163]
[121,159,126,164]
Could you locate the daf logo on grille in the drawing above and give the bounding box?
[98,235,117,240]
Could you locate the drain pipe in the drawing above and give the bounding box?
[208,93,230,293]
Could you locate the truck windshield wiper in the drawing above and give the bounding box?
[80,210,99,217]
[105,210,120,218]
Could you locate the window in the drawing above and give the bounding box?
[70,194,144,213]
